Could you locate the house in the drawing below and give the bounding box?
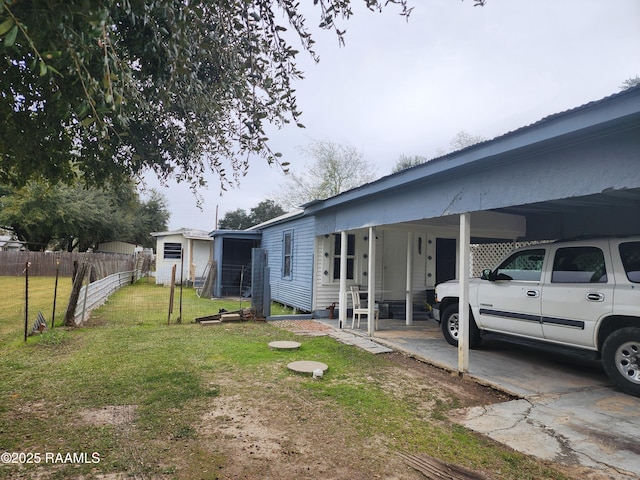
[250,86,640,335]
[151,228,213,286]
[0,235,24,251]
[253,207,524,317]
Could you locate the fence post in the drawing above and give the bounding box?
[178,248,184,324]
[168,264,176,325]
[65,261,89,326]
[81,264,92,324]
[51,257,60,329]
[24,261,30,342]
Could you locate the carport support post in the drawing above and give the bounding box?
[367,227,376,337]
[405,231,414,325]
[458,213,470,375]
[338,231,348,328]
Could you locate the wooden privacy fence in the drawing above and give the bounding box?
[0,251,135,278]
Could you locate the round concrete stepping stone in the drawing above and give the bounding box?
[287,360,328,375]
[268,340,301,350]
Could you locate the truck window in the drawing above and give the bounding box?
[619,241,640,283]
[551,246,607,283]
[495,249,545,281]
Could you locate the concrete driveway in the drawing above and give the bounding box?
[315,317,640,479]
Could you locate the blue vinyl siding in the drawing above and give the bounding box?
[260,217,315,312]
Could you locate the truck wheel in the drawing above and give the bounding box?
[441,304,482,348]
[602,327,640,397]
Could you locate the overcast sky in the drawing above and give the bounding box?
[145,0,640,231]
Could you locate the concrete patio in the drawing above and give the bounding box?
[311,316,640,479]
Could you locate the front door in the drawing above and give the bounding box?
[436,238,457,285]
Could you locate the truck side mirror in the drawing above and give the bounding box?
[481,269,493,281]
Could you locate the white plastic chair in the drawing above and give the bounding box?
[350,286,379,329]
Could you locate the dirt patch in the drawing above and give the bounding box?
[77,405,138,426]
[192,351,512,480]
[269,319,334,335]
[15,322,600,480]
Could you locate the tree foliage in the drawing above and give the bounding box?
[278,140,377,208]
[218,199,285,230]
[249,199,286,225]
[0,0,411,191]
[218,209,253,231]
[391,154,428,173]
[0,181,169,250]
[448,130,486,152]
[620,76,640,90]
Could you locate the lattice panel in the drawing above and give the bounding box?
[470,241,549,277]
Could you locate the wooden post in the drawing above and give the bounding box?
[81,264,92,324]
[168,264,176,325]
[178,248,184,324]
[24,262,29,342]
[458,213,471,375]
[65,261,89,327]
[51,258,60,328]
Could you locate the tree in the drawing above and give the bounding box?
[0,1,414,192]
[391,154,428,173]
[620,76,640,90]
[278,140,377,209]
[129,190,171,248]
[250,200,286,225]
[0,181,169,250]
[218,199,285,230]
[448,130,486,151]
[218,209,253,231]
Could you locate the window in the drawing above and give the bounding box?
[552,246,607,283]
[283,231,293,279]
[163,242,182,259]
[333,234,355,280]
[495,249,545,281]
[619,242,640,283]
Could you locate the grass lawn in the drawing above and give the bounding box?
[0,278,573,479]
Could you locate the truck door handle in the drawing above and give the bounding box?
[587,293,605,302]
[526,290,540,298]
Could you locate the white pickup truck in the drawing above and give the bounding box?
[433,236,640,396]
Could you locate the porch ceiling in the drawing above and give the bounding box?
[375,187,640,242]
[495,188,640,215]
[493,187,640,241]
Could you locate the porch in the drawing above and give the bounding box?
[313,315,607,397]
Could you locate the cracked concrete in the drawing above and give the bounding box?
[451,388,640,478]
[315,317,640,479]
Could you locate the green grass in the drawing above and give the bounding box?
[0,275,73,342]
[0,278,571,479]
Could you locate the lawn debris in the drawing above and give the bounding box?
[398,451,488,480]
[29,311,48,335]
[196,307,257,324]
